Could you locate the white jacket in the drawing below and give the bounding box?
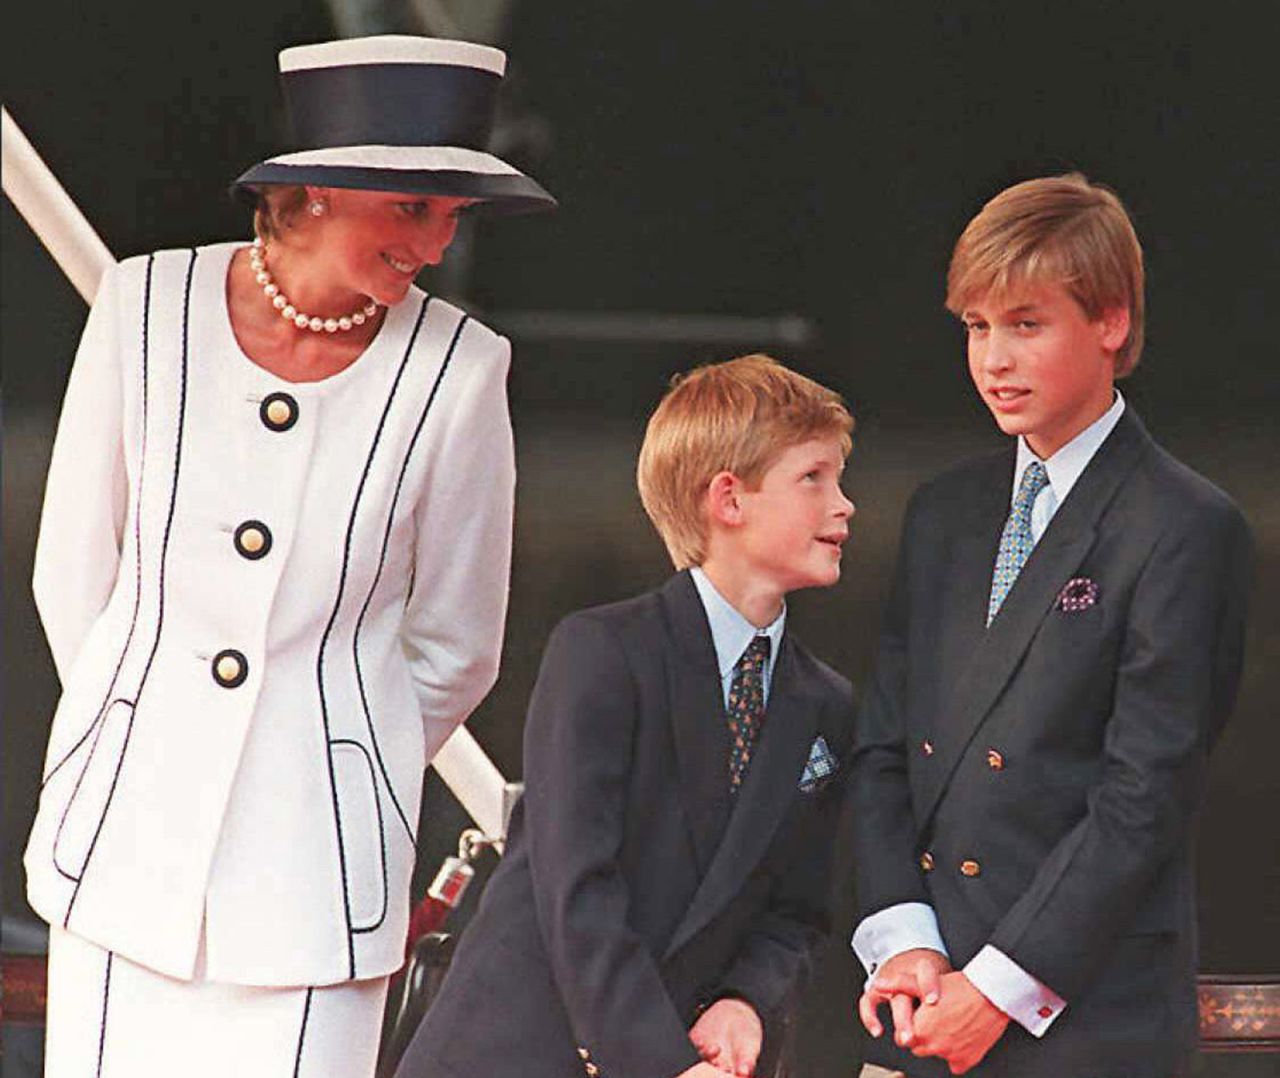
[24,243,515,986]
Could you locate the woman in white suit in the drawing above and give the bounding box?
[23,34,554,1077]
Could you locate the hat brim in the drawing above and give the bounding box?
[232,146,556,216]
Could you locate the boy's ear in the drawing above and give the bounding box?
[1097,305,1131,354]
[706,471,745,527]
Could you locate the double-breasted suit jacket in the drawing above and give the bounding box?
[396,571,855,1078]
[851,408,1252,1077]
[25,243,515,987]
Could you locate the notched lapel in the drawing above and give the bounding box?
[670,657,733,875]
[664,637,819,961]
[936,461,1010,684]
[662,574,733,875]
[917,411,1152,835]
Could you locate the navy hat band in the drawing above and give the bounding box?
[237,162,554,215]
[283,63,501,152]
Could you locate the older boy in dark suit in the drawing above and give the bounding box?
[849,174,1252,1078]
[396,355,856,1078]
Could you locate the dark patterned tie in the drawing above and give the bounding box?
[727,635,771,792]
[987,460,1050,625]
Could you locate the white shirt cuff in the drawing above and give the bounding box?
[851,903,949,985]
[963,945,1067,1037]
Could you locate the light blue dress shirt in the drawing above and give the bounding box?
[1016,390,1126,544]
[689,567,786,707]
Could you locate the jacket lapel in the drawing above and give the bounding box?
[663,635,819,960]
[663,573,734,875]
[916,409,1154,836]
[935,454,1011,685]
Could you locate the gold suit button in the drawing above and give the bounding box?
[233,520,273,560]
[919,851,935,872]
[960,859,981,877]
[922,739,935,756]
[260,392,298,432]
[212,649,248,688]
[584,1066,599,1078]
[577,1048,591,1061]
[986,748,1005,771]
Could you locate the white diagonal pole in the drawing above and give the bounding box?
[2,107,114,304]
[2,105,514,839]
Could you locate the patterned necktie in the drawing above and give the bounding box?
[987,461,1050,626]
[727,635,771,793]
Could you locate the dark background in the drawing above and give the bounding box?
[4,2,1277,1074]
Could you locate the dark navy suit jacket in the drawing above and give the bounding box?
[396,571,855,1078]
[852,408,1252,1077]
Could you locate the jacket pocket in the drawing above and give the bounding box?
[331,740,387,931]
[53,699,135,880]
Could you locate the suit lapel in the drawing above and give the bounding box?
[916,410,1154,836]
[663,573,734,875]
[936,454,1011,683]
[663,635,819,960]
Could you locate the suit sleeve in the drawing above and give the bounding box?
[850,491,937,920]
[716,692,856,1020]
[400,329,514,763]
[523,614,703,1078]
[33,262,128,684]
[987,499,1253,1000]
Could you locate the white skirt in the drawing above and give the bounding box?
[45,927,389,1078]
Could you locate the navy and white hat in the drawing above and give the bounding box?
[233,35,555,215]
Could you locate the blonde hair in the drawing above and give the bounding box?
[946,173,1146,375]
[250,185,309,241]
[637,354,853,569]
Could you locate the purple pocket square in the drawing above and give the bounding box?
[1056,576,1100,612]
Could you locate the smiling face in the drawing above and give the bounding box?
[962,283,1129,459]
[307,188,475,306]
[732,435,855,595]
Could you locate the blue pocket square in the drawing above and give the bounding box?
[798,735,838,793]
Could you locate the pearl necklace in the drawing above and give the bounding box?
[249,237,379,333]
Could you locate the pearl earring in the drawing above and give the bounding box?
[309,199,327,217]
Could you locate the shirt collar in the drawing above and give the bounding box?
[1014,390,1126,505]
[689,566,786,679]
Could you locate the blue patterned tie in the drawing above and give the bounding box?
[987,461,1050,626]
[727,635,770,792]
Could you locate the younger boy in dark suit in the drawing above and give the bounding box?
[849,174,1252,1078]
[397,355,857,1078]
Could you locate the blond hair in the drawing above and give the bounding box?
[946,173,1146,375]
[250,185,309,241]
[637,354,853,569]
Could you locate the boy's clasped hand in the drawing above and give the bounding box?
[685,998,764,1077]
[860,953,1009,1074]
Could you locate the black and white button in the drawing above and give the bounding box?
[260,392,298,432]
[212,649,249,688]
[233,520,273,560]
